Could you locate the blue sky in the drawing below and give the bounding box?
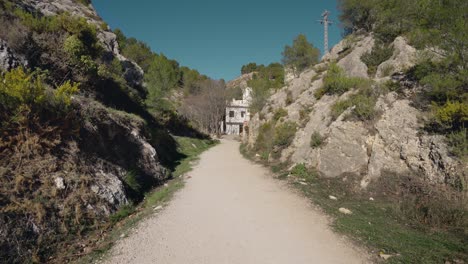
[92,0,342,81]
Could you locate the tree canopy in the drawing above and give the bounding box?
[282,34,320,76]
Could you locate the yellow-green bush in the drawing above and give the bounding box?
[0,68,79,113]
[433,101,468,130]
[0,67,46,106]
[54,81,80,107]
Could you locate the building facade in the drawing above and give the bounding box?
[222,88,252,135]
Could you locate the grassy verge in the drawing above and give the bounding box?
[75,136,217,263]
[240,144,467,264]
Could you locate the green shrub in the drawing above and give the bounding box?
[254,122,275,153]
[447,129,468,159]
[290,163,317,182]
[310,131,325,148]
[321,63,370,95]
[123,170,142,195]
[110,204,135,224]
[273,121,297,148]
[299,105,313,121]
[433,101,468,130]
[313,87,327,100]
[330,99,353,120]
[330,86,378,121]
[273,108,288,121]
[282,34,320,76]
[351,93,377,120]
[285,90,293,105]
[447,128,468,159]
[361,43,394,76]
[0,68,79,112]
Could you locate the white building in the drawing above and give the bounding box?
[222,88,252,135]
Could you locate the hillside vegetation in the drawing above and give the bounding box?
[0,0,218,262]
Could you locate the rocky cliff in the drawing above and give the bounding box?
[244,34,466,188]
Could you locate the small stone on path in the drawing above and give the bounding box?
[338,208,352,215]
[329,195,338,200]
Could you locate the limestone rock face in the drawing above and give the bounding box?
[336,36,374,78]
[245,34,464,187]
[376,36,417,78]
[0,39,27,70]
[318,121,369,178]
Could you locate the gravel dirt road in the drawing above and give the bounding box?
[103,138,369,264]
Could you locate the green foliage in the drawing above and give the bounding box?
[241,62,258,74]
[123,170,143,195]
[290,164,317,182]
[338,0,376,33]
[116,32,154,72]
[273,121,297,148]
[310,131,325,148]
[54,81,80,107]
[145,54,180,112]
[0,68,79,113]
[282,34,320,75]
[361,42,394,76]
[433,101,468,131]
[0,67,46,107]
[351,93,377,121]
[110,204,136,224]
[331,85,379,121]
[227,86,243,101]
[313,87,327,100]
[330,99,353,120]
[253,121,298,159]
[246,63,285,114]
[321,63,370,95]
[254,122,275,153]
[14,11,104,75]
[446,129,467,159]
[273,108,288,122]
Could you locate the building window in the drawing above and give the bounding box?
[241,111,245,118]
[229,111,235,117]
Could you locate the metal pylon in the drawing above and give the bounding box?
[318,10,333,55]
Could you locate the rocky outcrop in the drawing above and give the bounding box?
[376,36,417,78]
[324,35,374,78]
[0,39,27,70]
[78,98,169,188]
[227,72,254,89]
[245,34,464,187]
[20,0,145,89]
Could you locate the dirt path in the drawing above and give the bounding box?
[103,139,369,264]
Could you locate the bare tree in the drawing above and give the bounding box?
[179,79,227,135]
